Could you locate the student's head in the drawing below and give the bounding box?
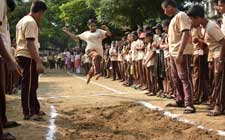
[153,24,163,35]
[162,20,170,32]
[131,31,138,41]
[218,0,225,14]
[145,32,154,43]
[87,19,97,32]
[143,25,151,33]
[161,0,177,17]
[187,5,205,28]
[137,28,143,36]
[127,33,132,42]
[31,0,47,21]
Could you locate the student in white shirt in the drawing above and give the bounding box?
[109,41,121,81]
[63,19,111,84]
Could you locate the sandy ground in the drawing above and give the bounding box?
[4,69,225,140]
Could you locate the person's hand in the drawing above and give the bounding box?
[36,62,44,73]
[143,60,147,67]
[7,60,22,76]
[101,25,109,30]
[176,54,184,64]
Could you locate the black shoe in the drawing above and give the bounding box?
[24,115,30,120]
[3,121,21,128]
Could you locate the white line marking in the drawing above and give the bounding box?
[138,101,225,137]
[38,91,146,100]
[46,105,58,140]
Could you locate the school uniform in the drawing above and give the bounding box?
[168,11,194,107]
[191,27,209,103]
[203,20,225,110]
[109,46,120,80]
[16,15,41,117]
[161,33,174,94]
[144,43,157,93]
[0,0,12,126]
[154,35,164,92]
[131,40,139,83]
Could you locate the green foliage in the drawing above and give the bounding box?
[8,0,192,50]
[59,0,96,33]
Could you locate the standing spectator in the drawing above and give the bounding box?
[188,5,225,116]
[75,51,81,74]
[191,27,209,104]
[0,0,20,139]
[153,24,164,97]
[65,49,71,71]
[160,20,175,99]
[144,32,157,96]
[70,52,75,72]
[136,32,146,90]
[161,0,195,114]
[103,44,111,78]
[16,0,47,120]
[131,31,139,87]
[110,41,121,81]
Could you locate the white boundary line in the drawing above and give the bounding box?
[46,105,58,140]
[138,101,225,137]
[38,91,147,100]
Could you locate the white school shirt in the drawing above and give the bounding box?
[137,39,145,60]
[131,40,139,61]
[78,29,107,57]
[109,46,118,61]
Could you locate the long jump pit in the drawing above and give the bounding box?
[56,103,223,140]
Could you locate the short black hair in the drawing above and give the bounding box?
[187,5,205,18]
[143,25,151,32]
[31,0,47,13]
[161,0,177,8]
[131,31,138,37]
[87,19,97,25]
[162,19,170,27]
[145,32,154,37]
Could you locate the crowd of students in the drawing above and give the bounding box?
[93,0,225,117]
[41,50,91,75]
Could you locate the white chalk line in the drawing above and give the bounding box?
[46,105,58,140]
[67,72,225,137]
[138,101,225,137]
[38,91,147,101]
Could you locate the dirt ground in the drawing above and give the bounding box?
[4,70,225,140]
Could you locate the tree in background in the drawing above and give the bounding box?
[8,0,218,51]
